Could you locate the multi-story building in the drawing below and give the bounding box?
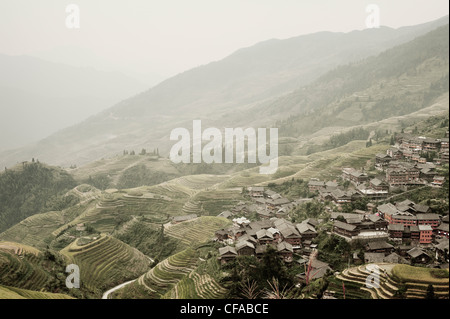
[418,225,433,244]
[386,167,420,185]
[422,138,440,152]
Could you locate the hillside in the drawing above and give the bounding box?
[0,285,74,299]
[0,16,448,168]
[0,241,76,297]
[266,24,449,143]
[337,263,449,299]
[0,186,99,250]
[0,162,77,233]
[112,245,228,299]
[0,17,448,301]
[60,235,152,297]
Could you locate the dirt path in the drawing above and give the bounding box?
[102,279,136,299]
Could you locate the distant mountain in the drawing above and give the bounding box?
[0,15,448,168]
[31,45,167,88]
[0,54,147,150]
[265,24,449,143]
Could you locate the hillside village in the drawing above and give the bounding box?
[208,130,449,289]
[0,14,449,302]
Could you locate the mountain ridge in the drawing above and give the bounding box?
[0,15,448,168]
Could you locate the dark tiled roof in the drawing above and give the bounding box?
[333,220,357,231]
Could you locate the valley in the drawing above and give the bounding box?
[0,16,448,300]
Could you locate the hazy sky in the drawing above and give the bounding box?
[0,0,448,82]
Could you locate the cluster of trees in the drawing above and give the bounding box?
[328,128,371,149]
[114,222,179,262]
[267,178,312,200]
[314,232,352,271]
[84,174,112,190]
[339,197,370,214]
[222,246,300,299]
[0,162,77,232]
[290,200,325,222]
[116,164,174,189]
[123,148,159,156]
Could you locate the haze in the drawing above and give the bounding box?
[0,0,448,80]
[0,0,448,152]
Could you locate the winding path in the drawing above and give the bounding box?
[102,279,136,299]
[102,256,154,299]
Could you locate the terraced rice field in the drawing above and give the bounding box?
[171,175,230,190]
[391,264,449,299]
[193,188,244,216]
[337,263,449,299]
[0,243,53,291]
[326,276,373,299]
[66,190,185,233]
[125,248,199,298]
[165,271,227,299]
[61,235,151,296]
[0,202,92,250]
[165,216,232,247]
[0,284,74,299]
[182,200,203,215]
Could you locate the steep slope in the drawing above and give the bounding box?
[0,16,447,168]
[0,241,75,297]
[0,186,99,250]
[261,24,449,150]
[0,285,74,299]
[60,235,152,297]
[0,162,77,233]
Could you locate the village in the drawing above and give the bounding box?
[209,130,449,284]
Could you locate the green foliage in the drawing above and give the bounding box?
[116,164,176,189]
[290,200,325,222]
[277,25,449,141]
[329,128,371,149]
[0,162,77,232]
[114,221,179,260]
[0,247,81,298]
[340,197,369,214]
[222,246,294,298]
[430,269,449,279]
[394,283,407,299]
[267,178,312,199]
[84,174,111,190]
[426,284,435,299]
[315,233,351,270]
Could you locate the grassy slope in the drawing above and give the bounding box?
[392,264,449,285]
[60,234,152,297]
[0,285,74,299]
[165,216,232,248]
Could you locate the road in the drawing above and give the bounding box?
[102,279,136,299]
[102,257,154,299]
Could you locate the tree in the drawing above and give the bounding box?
[240,279,261,299]
[394,284,407,299]
[426,284,435,299]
